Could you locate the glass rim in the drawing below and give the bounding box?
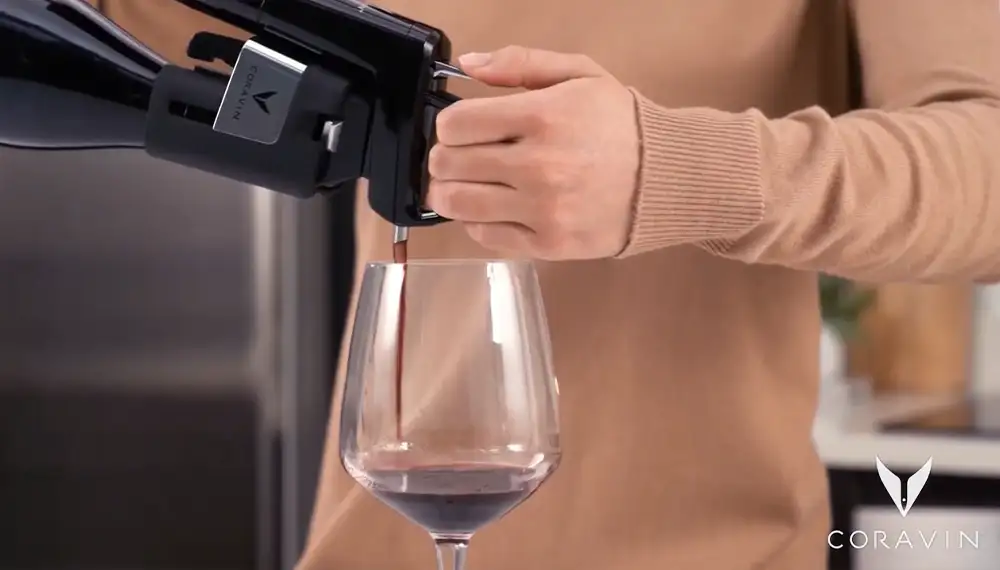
[364,258,536,268]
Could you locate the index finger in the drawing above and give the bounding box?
[435,92,539,146]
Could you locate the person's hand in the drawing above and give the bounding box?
[426,46,641,260]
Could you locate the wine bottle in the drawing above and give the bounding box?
[0,0,166,150]
[0,0,460,228]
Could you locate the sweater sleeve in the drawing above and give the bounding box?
[617,0,1000,283]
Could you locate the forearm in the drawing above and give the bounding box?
[618,0,1000,283]
[757,97,1000,281]
[619,92,1000,282]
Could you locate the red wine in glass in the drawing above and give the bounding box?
[362,463,547,536]
[340,259,559,570]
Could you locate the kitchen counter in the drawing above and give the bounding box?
[813,387,1000,477]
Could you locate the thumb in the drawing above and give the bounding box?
[458,45,607,90]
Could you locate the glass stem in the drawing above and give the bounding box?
[433,536,470,570]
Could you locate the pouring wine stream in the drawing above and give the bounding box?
[391,59,472,439]
[393,225,409,440]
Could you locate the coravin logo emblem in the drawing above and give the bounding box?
[875,456,933,517]
[252,91,277,114]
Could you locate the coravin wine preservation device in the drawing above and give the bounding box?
[0,0,470,242]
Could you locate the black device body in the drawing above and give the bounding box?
[0,0,460,226]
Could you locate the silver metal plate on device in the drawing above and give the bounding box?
[213,40,307,145]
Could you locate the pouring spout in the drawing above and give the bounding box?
[394,226,410,244]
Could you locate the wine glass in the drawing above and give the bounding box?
[339,259,560,570]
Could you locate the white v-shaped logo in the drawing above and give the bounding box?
[875,456,933,517]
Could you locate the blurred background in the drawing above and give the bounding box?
[0,149,355,570]
[817,277,1000,570]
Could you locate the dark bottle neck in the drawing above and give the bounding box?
[0,0,164,150]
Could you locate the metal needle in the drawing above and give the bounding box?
[432,61,471,80]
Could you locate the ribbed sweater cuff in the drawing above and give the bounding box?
[616,91,766,257]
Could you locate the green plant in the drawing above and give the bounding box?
[819,275,874,341]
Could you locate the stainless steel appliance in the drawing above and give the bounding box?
[0,148,354,570]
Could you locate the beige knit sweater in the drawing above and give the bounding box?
[106,1,1000,568]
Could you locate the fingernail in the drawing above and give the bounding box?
[459,52,491,68]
